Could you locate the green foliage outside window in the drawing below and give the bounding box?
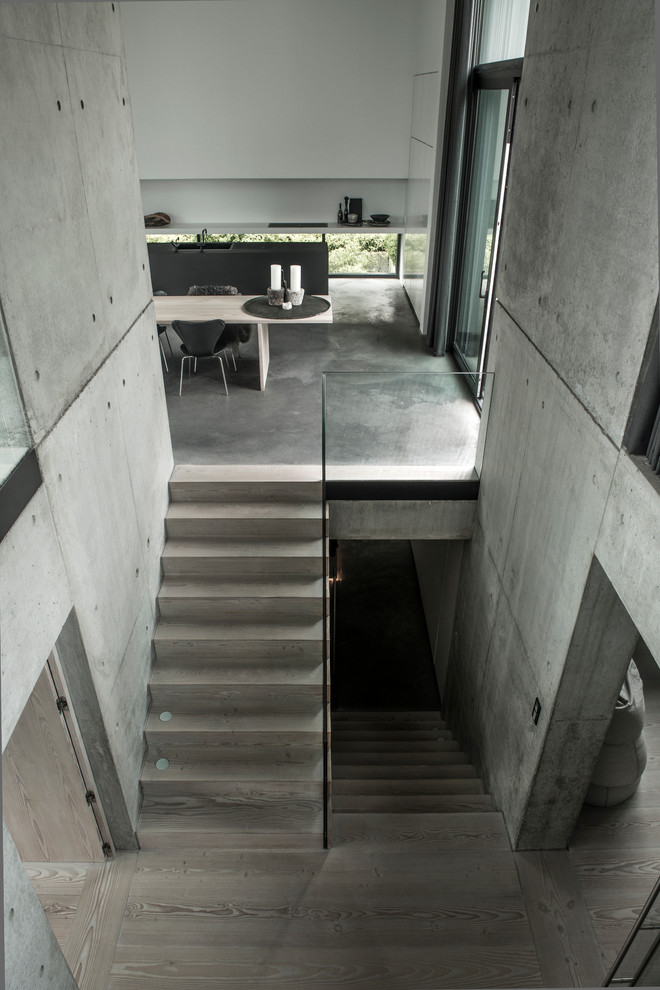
[146,231,398,275]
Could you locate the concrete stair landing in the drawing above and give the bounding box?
[139,465,325,849]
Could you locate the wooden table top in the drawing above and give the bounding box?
[153,294,332,325]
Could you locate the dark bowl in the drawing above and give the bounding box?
[370,214,390,222]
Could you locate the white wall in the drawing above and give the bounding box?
[402,0,453,323]
[122,0,419,180]
[139,177,407,226]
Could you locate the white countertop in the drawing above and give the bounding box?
[145,221,407,237]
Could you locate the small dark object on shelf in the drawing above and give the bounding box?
[370,213,390,223]
[144,212,171,227]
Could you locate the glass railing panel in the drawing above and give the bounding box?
[0,308,31,487]
[322,372,493,483]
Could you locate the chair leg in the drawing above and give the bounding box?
[159,337,169,372]
[179,355,191,396]
[230,349,237,372]
[217,356,229,396]
[164,328,174,359]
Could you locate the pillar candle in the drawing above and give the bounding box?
[270,264,281,290]
[290,265,301,291]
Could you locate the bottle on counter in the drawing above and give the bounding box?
[337,203,343,224]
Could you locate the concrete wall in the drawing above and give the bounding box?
[0,2,172,978]
[443,0,659,848]
[3,825,78,989]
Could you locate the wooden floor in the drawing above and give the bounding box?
[25,660,660,987]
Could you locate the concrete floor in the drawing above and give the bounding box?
[161,278,480,473]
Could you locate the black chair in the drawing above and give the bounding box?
[187,284,252,369]
[171,319,229,397]
[154,291,174,371]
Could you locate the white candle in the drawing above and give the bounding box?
[270,264,281,290]
[290,265,301,291]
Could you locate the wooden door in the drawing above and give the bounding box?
[3,664,105,861]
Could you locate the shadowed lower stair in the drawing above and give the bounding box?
[332,710,494,814]
[138,465,326,849]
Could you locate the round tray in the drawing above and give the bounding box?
[242,295,331,320]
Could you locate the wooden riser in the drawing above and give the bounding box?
[149,659,324,685]
[169,465,322,503]
[162,544,324,579]
[166,503,322,539]
[333,710,446,721]
[333,717,447,732]
[146,712,323,739]
[332,812,510,849]
[333,794,495,813]
[333,751,469,766]
[332,728,455,742]
[332,764,478,781]
[157,597,323,624]
[332,739,462,753]
[135,830,325,851]
[142,756,323,783]
[139,788,323,833]
[149,683,323,716]
[154,623,324,663]
[333,777,485,796]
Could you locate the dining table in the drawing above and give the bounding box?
[153,293,333,391]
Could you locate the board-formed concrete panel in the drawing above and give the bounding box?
[0,36,108,441]
[499,7,657,444]
[57,0,124,56]
[524,0,651,57]
[0,486,73,748]
[105,589,155,827]
[595,455,660,661]
[477,306,539,576]
[38,353,151,687]
[443,519,502,763]
[63,47,152,349]
[102,308,172,601]
[0,1,62,44]
[4,824,77,989]
[498,343,619,685]
[478,589,546,827]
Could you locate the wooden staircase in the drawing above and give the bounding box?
[332,710,494,814]
[138,465,326,849]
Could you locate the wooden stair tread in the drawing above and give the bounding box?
[149,662,323,685]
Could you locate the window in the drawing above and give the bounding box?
[428,0,530,400]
